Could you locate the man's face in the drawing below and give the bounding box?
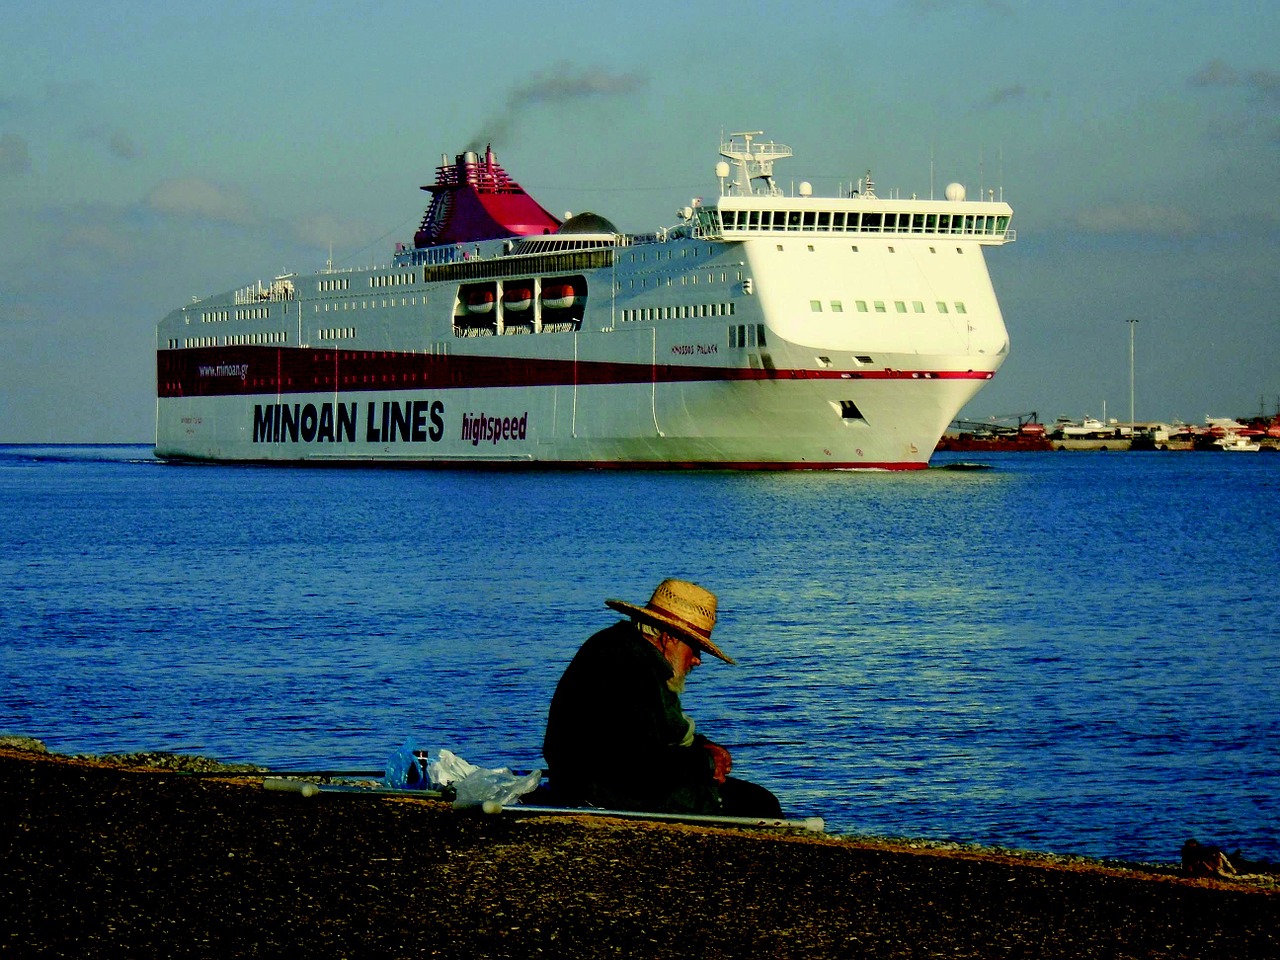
[661,632,702,688]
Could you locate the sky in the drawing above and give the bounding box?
[1,0,1277,441]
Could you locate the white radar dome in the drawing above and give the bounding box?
[945,182,966,202]
[799,181,813,197]
[715,161,730,179]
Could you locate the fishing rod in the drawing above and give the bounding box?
[178,769,385,779]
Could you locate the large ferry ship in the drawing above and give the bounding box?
[155,132,1015,468]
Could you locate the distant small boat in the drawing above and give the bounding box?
[1216,436,1260,452]
[1056,417,1113,438]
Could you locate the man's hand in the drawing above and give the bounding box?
[702,741,732,783]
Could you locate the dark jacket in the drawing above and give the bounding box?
[543,621,721,813]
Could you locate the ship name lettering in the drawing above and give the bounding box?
[253,402,358,444]
[251,400,444,444]
[460,411,529,446]
[364,400,446,444]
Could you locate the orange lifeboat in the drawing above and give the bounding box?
[502,284,534,312]
[541,281,577,310]
[463,288,495,314]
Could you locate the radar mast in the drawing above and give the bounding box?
[719,131,792,196]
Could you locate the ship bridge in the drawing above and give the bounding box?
[685,131,1014,245]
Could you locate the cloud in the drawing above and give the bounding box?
[145,178,255,225]
[1190,59,1280,105]
[84,125,140,160]
[1074,203,1198,238]
[468,63,647,150]
[290,213,381,252]
[977,84,1030,111]
[0,132,32,178]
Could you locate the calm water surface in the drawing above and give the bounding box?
[2,445,1277,863]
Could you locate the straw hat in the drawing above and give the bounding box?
[606,579,734,664]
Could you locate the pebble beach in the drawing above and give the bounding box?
[2,744,1276,959]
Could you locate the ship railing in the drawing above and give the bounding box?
[719,140,793,160]
[234,278,295,305]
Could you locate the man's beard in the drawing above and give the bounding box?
[665,672,687,695]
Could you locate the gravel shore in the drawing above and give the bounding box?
[2,746,1275,958]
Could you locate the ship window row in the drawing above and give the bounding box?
[370,272,418,288]
[809,299,967,315]
[620,271,740,291]
[318,328,358,341]
[719,209,1011,237]
[628,246,715,262]
[315,297,420,311]
[182,331,288,348]
[318,278,351,292]
[620,302,737,323]
[728,324,768,349]
[199,307,275,323]
[226,331,288,346]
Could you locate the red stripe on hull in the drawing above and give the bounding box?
[157,453,927,471]
[156,346,994,398]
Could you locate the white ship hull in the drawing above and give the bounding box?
[156,136,1013,469]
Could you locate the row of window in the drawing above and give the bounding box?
[370,272,418,288]
[317,278,351,292]
[621,272,740,291]
[626,246,715,262]
[811,299,969,315]
[718,208,1011,237]
[182,331,288,348]
[319,328,358,341]
[621,302,738,323]
[316,297,421,312]
[226,331,288,346]
[729,324,768,349]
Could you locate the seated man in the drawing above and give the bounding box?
[542,578,782,818]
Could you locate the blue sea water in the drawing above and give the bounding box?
[1,444,1277,864]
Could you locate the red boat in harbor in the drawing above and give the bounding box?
[935,415,1051,452]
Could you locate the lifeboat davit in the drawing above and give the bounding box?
[502,285,533,312]
[541,282,577,310]
[463,289,495,314]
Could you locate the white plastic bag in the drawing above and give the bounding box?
[452,766,543,810]
[426,748,480,789]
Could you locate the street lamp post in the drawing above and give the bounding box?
[1128,318,1139,441]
